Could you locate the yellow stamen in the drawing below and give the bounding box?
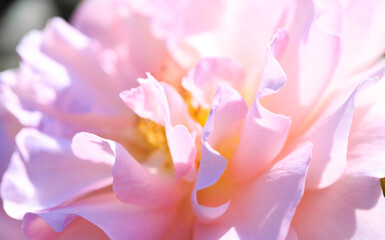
[138,118,168,150]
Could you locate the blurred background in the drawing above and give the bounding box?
[0,0,81,71]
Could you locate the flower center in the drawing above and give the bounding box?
[138,118,168,150]
[137,118,174,173]
[188,103,210,127]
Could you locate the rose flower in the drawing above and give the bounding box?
[1,0,385,239]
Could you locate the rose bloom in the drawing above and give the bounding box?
[1,0,385,239]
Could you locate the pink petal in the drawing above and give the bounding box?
[120,74,197,181]
[182,57,246,106]
[0,199,25,240]
[191,141,229,224]
[126,0,223,37]
[335,0,385,80]
[192,83,258,223]
[347,77,385,178]
[299,84,359,189]
[292,172,385,239]
[262,17,341,131]
[112,141,188,208]
[72,0,179,86]
[23,215,108,240]
[0,129,113,219]
[17,17,132,115]
[23,192,179,240]
[230,30,291,182]
[206,84,248,155]
[194,143,312,239]
[71,132,115,165]
[162,199,195,240]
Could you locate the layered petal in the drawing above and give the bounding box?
[72,0,185,87]
[298,84,358,189]
[262,15,341,131]
[1,129,113,219]
[120,74,197,180]
[112,140,189,208]
[292,172,385,239]
[23,192,179,240]
[230,30,291,182]
[192,85,248,223]
[194,143,312,240]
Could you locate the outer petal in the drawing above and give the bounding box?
[125,0,223,37]
[1,129,113,219]
[292,77,385,239]
[23,216,108,240]
[335,0,385,79]
[262,17,341,131]
[112,141,189,208]
[230,30,291,182]
[299,84,358,189]
[292,172,385,239]
[23,192,179,240]
[347,77,385,177]
[194,143,312,240]
[0,199,25,240]
[72,0,183,87]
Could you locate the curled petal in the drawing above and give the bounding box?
[192,141,229,224]
[23,193,178,240]
[112,141,188,208]
[262,17,341,131]
[194,143,312,239]
[120,74,197,181]
[230,30,291,182]
[1,129,113,219]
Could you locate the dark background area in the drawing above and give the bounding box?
[0,0,81,71]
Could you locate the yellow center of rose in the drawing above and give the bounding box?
[182,90,210,127]
[136,118,173,172]
[138,118,168,150]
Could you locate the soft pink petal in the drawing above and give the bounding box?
[120,74,197,181]
[161,82,200,131]
[112,141,189,208]
[182,57,246,106]
[72,0,181,87]
[191,92,237,223]
[286,227,298,240]
[347,77,385,177]
[335,0,385,80]
[0,199,25,240]
[192,141,229,224]
[23,192,179,240]
[230,30,291,182]
[299,84,358,189]
[262,17,341,131]
[206,84,248,156]
[162,199,195,240]
[292,172,385,239]
[71,132,115,165]
[194,143,312,239]
[1,129,113,219]
[23,215,108,240]
[126,0,223,37]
